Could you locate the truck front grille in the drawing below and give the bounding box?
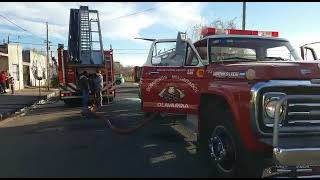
[286,101,320,125]
[251,80,320,136]
[257,85,320,134]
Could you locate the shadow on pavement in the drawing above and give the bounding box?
[0,96,210,178]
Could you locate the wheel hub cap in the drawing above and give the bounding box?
[209,135,227,162]
[208,126,236,173]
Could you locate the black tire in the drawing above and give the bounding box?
[102,96,114,104]
[199,101,265,178]
[63,99,81,107]
[115,80,121,85]
[64,100,74,107]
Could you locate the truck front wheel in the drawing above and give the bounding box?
[201,103,264,177]
[115,80,121,85]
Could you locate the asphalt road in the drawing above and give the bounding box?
[0,83,211,178]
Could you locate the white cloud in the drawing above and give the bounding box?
[0,2,207,65]
[114,53,148,67]
[155,2,206,31]
[100,13,155,40]
[5,2,318,65]
[0,2,75,41]
[0,2,206,41]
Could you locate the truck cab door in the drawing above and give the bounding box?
[141,33,204,114]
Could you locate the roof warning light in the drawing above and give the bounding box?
[201,27,279,38]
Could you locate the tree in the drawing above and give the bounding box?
[188,17,238,41]
[114,61,135,81]
[187,17,249,60]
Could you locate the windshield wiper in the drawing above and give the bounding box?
[264,56,291,61]
[219,57,257,61]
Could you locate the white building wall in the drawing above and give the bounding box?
[29,50,48,87]
[1,44,49,90]
[7,44,23,90]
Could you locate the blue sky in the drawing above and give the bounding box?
[0,2,320,66]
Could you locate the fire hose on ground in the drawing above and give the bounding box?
[88,106,159,134]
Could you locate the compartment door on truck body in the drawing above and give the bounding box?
[141,39,204,114]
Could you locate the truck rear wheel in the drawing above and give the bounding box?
[102,97,112,104]
[63,99,80,107]
[108,97,114,102]
[116,80,121,85]
[200,102,264,178]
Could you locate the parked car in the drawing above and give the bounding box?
[115,73,125,85]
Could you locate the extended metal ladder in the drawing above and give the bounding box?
[104,48,115,104]
[79,6,91,64]
[78,6,104,65]
[65,6,115,104]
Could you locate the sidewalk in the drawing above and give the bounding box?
[0,87,59,120]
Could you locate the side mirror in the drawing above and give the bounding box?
[179,32,186,40]
[152,56,161,65]
[134,66,142,83]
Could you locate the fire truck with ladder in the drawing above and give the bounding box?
[57,6,115,105]
[135,28,320,177]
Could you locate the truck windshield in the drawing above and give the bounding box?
[209,37,301,63]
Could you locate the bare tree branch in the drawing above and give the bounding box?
[188,17,239,41]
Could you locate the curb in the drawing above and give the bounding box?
[0,90,59,121]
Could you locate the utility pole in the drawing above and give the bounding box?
[50,50,53,76]
[242,2,246,30]
[46,22,50,91]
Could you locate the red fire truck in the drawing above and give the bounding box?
[57,6,115,105]
[136,29,320,177]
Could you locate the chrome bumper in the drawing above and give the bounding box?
[274,148,320,166]
[273,95,320,167]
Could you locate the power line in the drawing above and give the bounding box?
[0,14,54,43]
[105,2,172,22]
[27,50,57,52]
[9,41,58,46]
[7,42,150,52]
[106,8,156,21]
[17,49,148,53]
[113,53,148,54]
[17,50,147,55]
[113,49,148,50]
[1,3,167,48]
[0,14,28,32]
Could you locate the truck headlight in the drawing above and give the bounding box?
[262,92,287,127]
